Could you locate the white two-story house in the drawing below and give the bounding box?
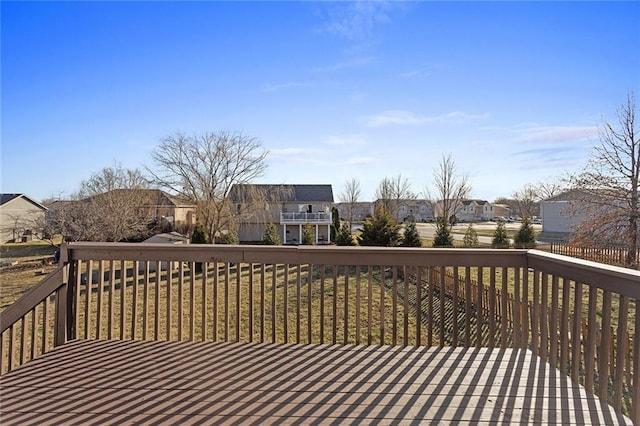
[229,184,334,244]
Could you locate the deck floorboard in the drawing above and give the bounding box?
[0,339,632,425]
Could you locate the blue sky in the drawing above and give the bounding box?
[2,1,639,203]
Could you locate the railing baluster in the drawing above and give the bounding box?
[201,263,208,342]
[452,267,459,347]
[85,260,93,340]
[488,267,496,348]
[476,267,483,348]
[30,307,37,360]
[213,261,218,342]
[550,275,559,368]
[249,263,254,343]
[632,299,640,425]
[571,281,583,382]
[407,266,413,347]
[560,278,570,375]
[236,263,241,342]
[8,325,14,372]
[108,260,115,340]
[332,266,337,345]
[540,273,549,360]
[296,264,301,344]
[96,260,104,339]
[20,317,26,365]
[379,265,385,345]
[166,262,173,341]
[440,266,446,347]
[598,291,612,402]
[531,271,540,356]
[522,266,529,349]
[224,263,230,342]
[119,260,126,340]
[392,266,398,345]
[155,262,161,341]
[501,267,508,349]
[131,261,139,340]
[189,263,195,341]
[142,262,149,341]
[178,262,185,341]
[261,263,265,343]
[43,296,49,354]
[271,265,276,344]
[355,266,361,345]
[368,266,373,346]
[613,295,629,411]
[513,267,520,349]
[344,269,349,344]
[284,264,289,344]
[585,286,598,392]
[415,267,422,347]
[464,267,472,348]
[307,264,313,344]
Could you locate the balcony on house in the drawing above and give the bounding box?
[0,243,638,424]
[280,211,332,224]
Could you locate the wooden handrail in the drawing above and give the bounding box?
[0,266,67,334]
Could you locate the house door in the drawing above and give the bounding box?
[307,205,312,213]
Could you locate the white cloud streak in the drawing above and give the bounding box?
[362,110,490,127]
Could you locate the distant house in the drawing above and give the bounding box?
[0,194,48,243]
[336,202,374,223]
[373,199,434,223]
[433,199,507,222]
[88,189,197,230]
[539,191,585,240]
[229,184,334,244]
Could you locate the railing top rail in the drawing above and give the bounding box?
[0,266,66,334]
[62,242,528,268]
[526,249,640,299]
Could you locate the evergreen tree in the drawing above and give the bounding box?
[301,223,315,245]
[331,207,340,241]
[357,206,401,247]
[401,219,422,247]
[191,223,209,244]
[432,216,454,247]
[514,217,536,247]
[463,224,479,248]
[492,220,510,248]
[217,230,239,245]
[335,223,356,246]
[262,223,281,245]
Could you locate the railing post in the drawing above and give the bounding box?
[66,260,77,341]
[54,265,69,347]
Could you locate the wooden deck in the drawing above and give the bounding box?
[0,340,632,425]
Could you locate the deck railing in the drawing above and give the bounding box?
[280,212,331,224]
[1,243,638,423]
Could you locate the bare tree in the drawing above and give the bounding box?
[511,184,539,219]
[569,92,639,267]
[339,178,362,227]
[374,174,415,220]
[536,177,565,200]
[147,131,268,242]
[429,154,471,226]
[77,162,152,242]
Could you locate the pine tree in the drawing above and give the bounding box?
[217,230,239,245]
[432,216,454,247]
[335,223,356,246]
[401,219,422,247]
[492,221,510,248]
[191,223,209,244]
[463,224,479,248]
[514,217,536,247]
[301,224,315,245]
[262,223,281,245]
[331,207,340,241]
[357,206,401,247]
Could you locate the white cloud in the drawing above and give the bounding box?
[345,156,375,165]
[362,110,490,127]
[320,1,394,44]
[518,125,598,143]
[261,82,305,93]
[326,134,366,146]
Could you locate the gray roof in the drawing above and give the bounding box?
[229,184,334,203]
[0,193,47,210]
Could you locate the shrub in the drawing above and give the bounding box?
[432,216,454,248]
[492,221,510,248]
[216,230,239,245]
[357,206,401,247]
[335,223,356,246]
[463,224,479,248]
[262,223,281,245]
[301,223,315,245]
[191,223,209,244]
[401,219,422,247]
[514,217,536,247]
